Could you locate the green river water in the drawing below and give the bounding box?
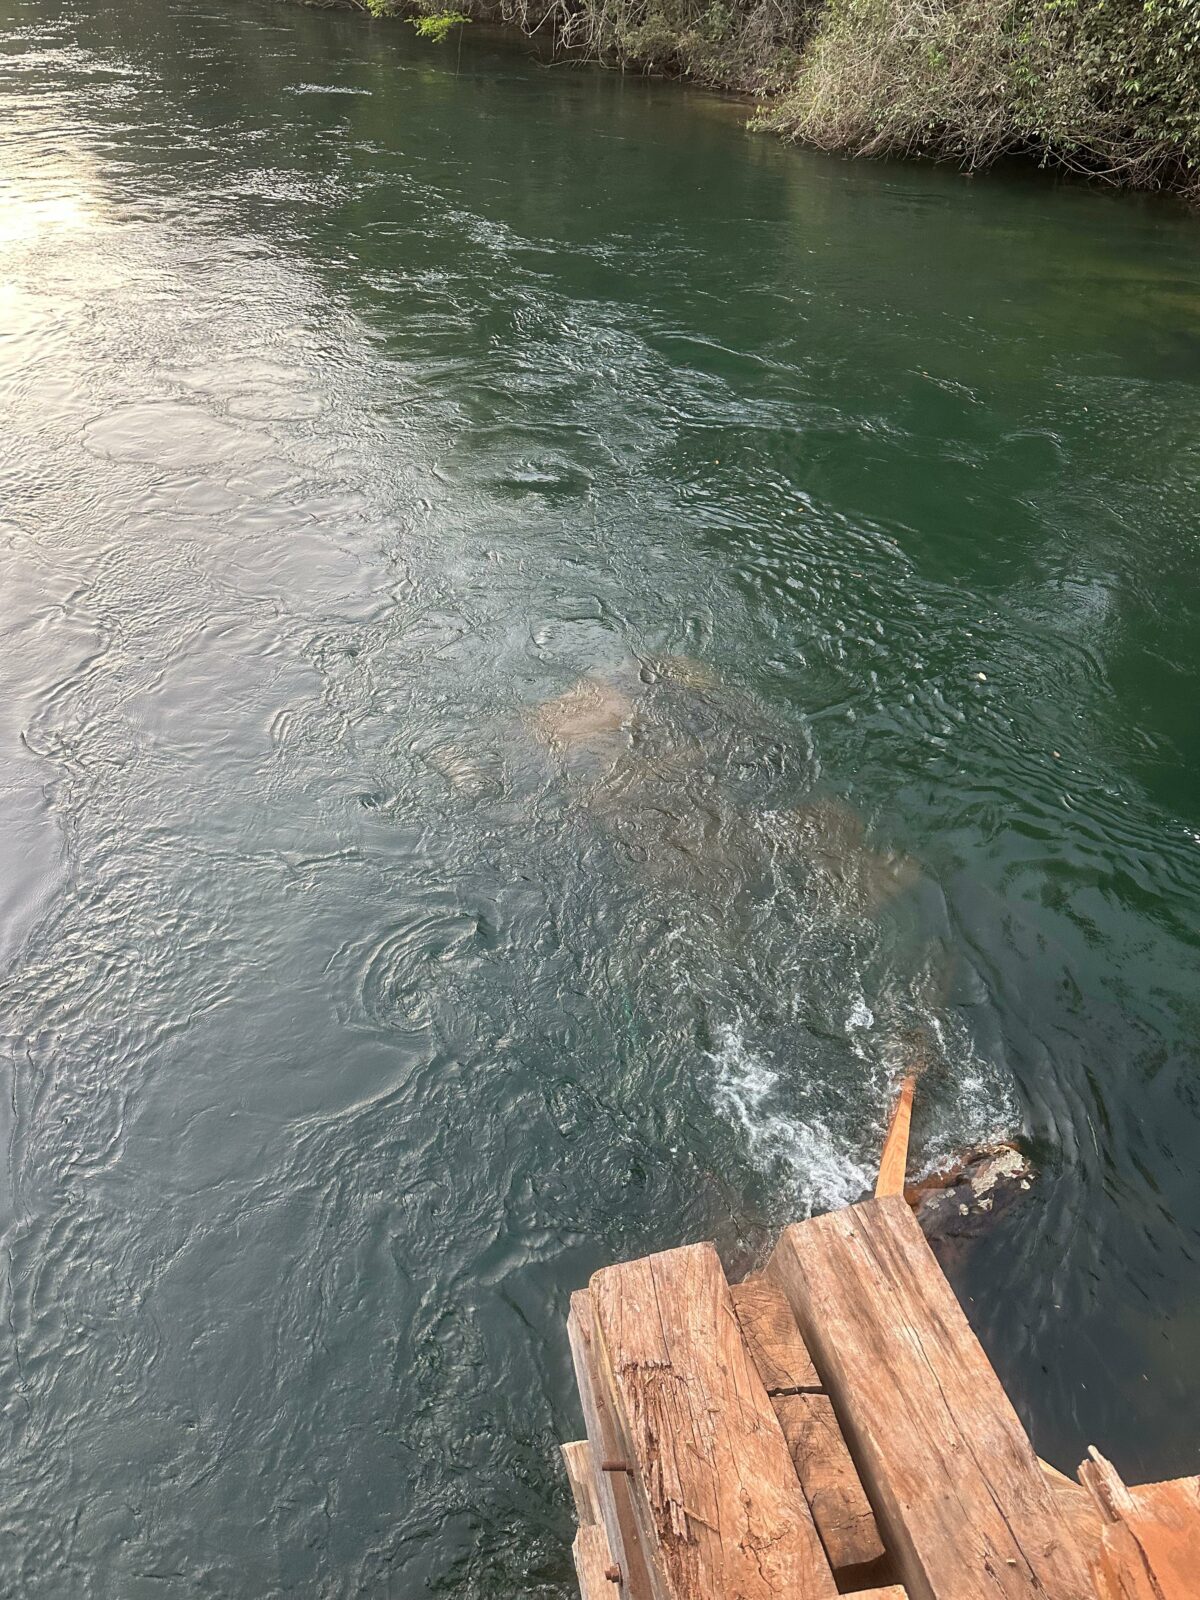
[1,0,1199,1592]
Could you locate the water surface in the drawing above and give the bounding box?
[1,0,1199,1593]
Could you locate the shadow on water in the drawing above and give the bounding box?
[0,0,1199,1592]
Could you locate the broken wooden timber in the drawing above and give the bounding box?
[1040,1455,1106,1556]
[567,1291,658,1600]
[1079,1449,1200,1600]
[588,1242,838,1600]
[773,1390,889,1582]
[732,1272,888,1582]
[729,1272,820,1394]
[572,1524,618,1600]
[767,1196,1093,1600]
[875,1073,916,1198]
[562,1440,603,1529]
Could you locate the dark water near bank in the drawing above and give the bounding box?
[1,0,1199,1591]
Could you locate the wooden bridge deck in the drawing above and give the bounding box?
[559,1135,1199,1600]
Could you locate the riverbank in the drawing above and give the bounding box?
[346,0,1200,203]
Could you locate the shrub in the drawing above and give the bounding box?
[755,0,1200,195]
[408,6,472,38]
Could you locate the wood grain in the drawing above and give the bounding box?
[563,1440,603,1528]
[1040,1457,1104,1557]
[567,1290,660,1600]
[730,1273,820,1394]
[1126,1474,1200,1596]
[773,1391,887,1576]
[767,1197,1092,1600]
[590,1242,838,1600]
[1080,1452,1200,1600]
[573,1524,617,1600]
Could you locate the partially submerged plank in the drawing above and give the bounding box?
[567,1290,658,1600]
[875,1074,916,1198]
[729,1272,820,1394]
[1080,1452,1200,1600]
[562,1440,602,1528]
[590,1241,838,1600]
[773,1391,887,1579]
[768,1197,1091,1600]
[573,1524,617,1600]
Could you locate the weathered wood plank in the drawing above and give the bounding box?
[590,1241,838,1600]
[1127,1472,1200,1596]
[562,1440,603,1528]
[567,1290,659,1600]
[1080,1452,1200,1600]
[875,1074,916,1198]
[773,1391,887,1578]
[768,1197,1092,1600]
[573,1523,617,1600]
[853,1589,909,1600]
[730,1273,820,1394]
[1040,1457,1104,1557]
[774,1395,889,1580]
[1079,1449,1138,1525]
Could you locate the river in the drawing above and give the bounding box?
[1,0,1199,1592]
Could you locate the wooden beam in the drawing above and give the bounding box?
[562,1440,603,1528]
[1080,1451,1200,1600]
[729,1272,820,1394]
[875,1073,916,1198]
[1039,1456,1104,1556]
[573,1523,618,1600]
[1128,1472,1200,1594]
[773,1391,888,1579]
[567,1290,659,1600]
[767,1197,1092,1600]
[590,1242,838,1600]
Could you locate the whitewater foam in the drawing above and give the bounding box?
[710,1022,874,1217]
[710,1002,1019,1217]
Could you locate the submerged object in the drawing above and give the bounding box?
[909,1142,1035,1250]
[527,675,636,751]
[525,656,918,914]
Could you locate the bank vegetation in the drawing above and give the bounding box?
[367,0,1200,200]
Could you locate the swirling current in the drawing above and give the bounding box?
[1,0,1199,1593]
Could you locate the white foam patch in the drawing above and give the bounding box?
[288,83,374,96]
[709,997,1021,1214]
[710,1023,873,1217]
[911,1009,1020,1175]
[846,994,874,1032]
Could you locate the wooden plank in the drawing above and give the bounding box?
[1078,1453,1154,1600]
[773,1391,887,1578]
[573,1523,617,1600]
[875,1074,915,1198]
[567,1290,659,1600]
[1079,1449,1139,1524]
[1128,1472,1200,1594]
[1039,1457,1104,1556]
[767,1197,1092,1600]
[1087,1524,1160,1600]
[854,1590,909,1600]
[730,1273,820,1394]
[1080,1452,1200,1600]
[562,1440,602,1528]
[590,1242,838,1600]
